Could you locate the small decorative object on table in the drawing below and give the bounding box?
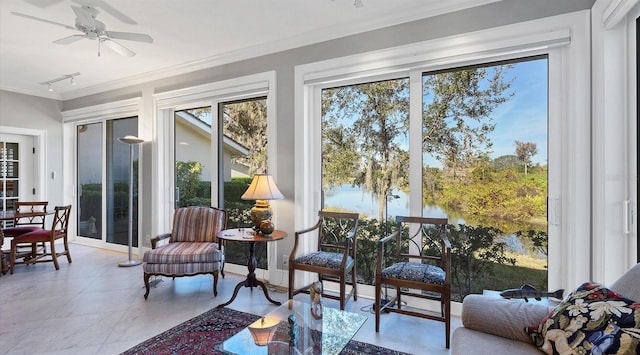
[288,314,299,347]
[259,219,275,235]
[310,280,323,319]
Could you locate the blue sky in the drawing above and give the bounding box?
[488,58,548,165]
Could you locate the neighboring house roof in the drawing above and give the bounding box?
[175,110,250,158]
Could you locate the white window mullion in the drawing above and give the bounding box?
[408,70,423,217]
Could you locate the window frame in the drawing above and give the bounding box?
[295,11,591,300]
[153,71,279,278]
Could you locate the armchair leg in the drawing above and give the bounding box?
[144,273,151,299]
[212,272,218,296]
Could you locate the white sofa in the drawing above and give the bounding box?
[451,263,640,355]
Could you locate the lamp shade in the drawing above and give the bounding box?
[248,316,280,346]
[241,174,284,201]
[118,135,145,145]
[241,174,284,231]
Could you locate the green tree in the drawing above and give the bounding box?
[448,223,516,301]
[322,79,410,221]
[514,140,538,174]
[423,66,513,173]
[175,161,203,207]
[223,99,268,175]
[491,154,521,171]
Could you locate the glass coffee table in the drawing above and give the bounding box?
[219,299,367,355]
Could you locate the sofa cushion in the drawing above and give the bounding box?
[610,263,640,302]
[452,327,543,355]
[462,294,553,344]
[526,282,640,355]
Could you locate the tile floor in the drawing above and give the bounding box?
[0,243,460,354]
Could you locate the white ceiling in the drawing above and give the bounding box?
[0,0,500,101]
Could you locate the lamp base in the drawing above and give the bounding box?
[118,259,142,267]
[250,200,273,229]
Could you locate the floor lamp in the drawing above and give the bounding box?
[118,135,144,267]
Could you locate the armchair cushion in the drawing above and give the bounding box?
[381,262,445,284]
[526,282,640,355]
[294,251,353,270]
[143,242,222,264]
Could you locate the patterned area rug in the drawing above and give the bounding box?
[121,307,409,355]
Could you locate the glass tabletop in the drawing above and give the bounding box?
[220,299,367,355]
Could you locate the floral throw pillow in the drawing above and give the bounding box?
[525,282,640,355]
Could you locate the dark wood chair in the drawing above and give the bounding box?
[288,211,359,310]
[2,201,48,260]
[9,205,72,274]
[142,206,227,299]
[375,216,451,348]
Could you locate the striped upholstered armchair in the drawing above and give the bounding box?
[142,206,227,299]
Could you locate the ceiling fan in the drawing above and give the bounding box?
[11,5,153,57]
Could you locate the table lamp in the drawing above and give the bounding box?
[241,174,284,231]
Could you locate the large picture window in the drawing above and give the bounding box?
[320,58,548,301]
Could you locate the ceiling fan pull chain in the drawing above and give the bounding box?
[98,39,101,57]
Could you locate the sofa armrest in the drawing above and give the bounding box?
[461,294,553,344]
[610,263,640,301]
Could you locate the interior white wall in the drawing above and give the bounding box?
[0,91,64,208]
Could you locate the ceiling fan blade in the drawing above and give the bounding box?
[53,34,86,44]
[105,31,153,43]
[11,12,76,30]
[25,0,64,8]
[101,38,135,57]
[71,5,96,29]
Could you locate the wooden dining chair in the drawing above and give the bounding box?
[375,216,451,348]
[2,201,48,260]
[9,205,72,274]
[288,211,359,310]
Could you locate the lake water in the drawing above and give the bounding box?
[323,184,542,257]
[323,184,463,223]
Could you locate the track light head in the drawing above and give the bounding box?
[48,83,53,92]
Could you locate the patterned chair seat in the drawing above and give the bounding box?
[294,251,353,270]
[381,262,445,284]
[143,242,222,264]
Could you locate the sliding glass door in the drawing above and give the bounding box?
[76,117,139,248]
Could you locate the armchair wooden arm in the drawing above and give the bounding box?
[150,233,171,249]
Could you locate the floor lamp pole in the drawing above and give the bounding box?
[118,135,144,267]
